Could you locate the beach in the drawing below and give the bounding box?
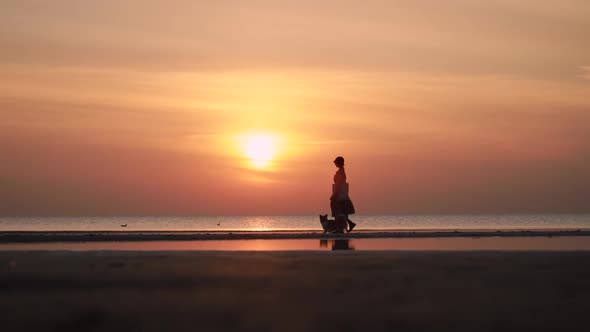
[2,229,590,242]
[2,250,590,331]
[4,0,590,330]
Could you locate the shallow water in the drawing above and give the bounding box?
[2,236,590,251]
[1,214,589,232]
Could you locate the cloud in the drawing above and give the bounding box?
[1,1,589,80]
[581,66,590,80]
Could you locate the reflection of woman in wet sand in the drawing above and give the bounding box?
[330,156,356,232]
[319,239,355,250]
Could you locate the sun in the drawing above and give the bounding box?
[242,134,278,168]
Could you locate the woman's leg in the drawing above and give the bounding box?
[335,215,347,233]
[346,215,356,232]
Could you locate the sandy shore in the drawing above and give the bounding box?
[2,251,590,331]
[1,229,589,243]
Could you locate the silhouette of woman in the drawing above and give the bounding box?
[330,156,356,232]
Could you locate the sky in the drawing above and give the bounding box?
[1,0,590,216]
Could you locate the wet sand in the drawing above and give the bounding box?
[3,236,590,251]
[1,229,589,242]
[2,251,590,331]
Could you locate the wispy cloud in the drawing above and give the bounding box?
[2,1,589,80]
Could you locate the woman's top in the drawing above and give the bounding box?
[332,167,349,201]
[333,167,346,185]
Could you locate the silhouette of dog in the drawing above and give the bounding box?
[319,214,346,233]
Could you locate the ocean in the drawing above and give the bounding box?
[1,214,589,232]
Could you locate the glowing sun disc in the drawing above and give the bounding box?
[243,134,277,167]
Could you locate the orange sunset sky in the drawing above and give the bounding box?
[1,1,590,216]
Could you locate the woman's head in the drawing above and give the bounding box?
[333,156,345,167]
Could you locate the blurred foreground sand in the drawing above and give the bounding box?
[1,251,590,331]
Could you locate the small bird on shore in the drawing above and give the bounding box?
[216,222,221,226]
[121,224,127,227]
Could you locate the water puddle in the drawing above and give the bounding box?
[2,236,590,251]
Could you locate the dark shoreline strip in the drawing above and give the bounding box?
[0,230,589,243]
